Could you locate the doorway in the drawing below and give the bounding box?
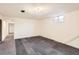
[8,23,14,34]
[0,20,2,41]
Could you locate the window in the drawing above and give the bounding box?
[54,15,64,23]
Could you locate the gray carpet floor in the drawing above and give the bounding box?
[15,36,79,55]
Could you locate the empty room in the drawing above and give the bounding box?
[0,3,79,55]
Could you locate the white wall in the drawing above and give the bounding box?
[2,20,7,41]
[1,16,41,40]
[14,18,40,39]
[0,15,5,41]
[40,10,79,48]
[0,15,8,41]
[2,17,14,41]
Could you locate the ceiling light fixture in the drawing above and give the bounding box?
[21,10,25,13]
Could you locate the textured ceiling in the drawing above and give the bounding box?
[0,3,79,19]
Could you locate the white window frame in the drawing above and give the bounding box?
[55,15,64,23]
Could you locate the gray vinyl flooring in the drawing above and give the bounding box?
[0,35,79,55]
[15,36,79,55]
[0,34,16,55]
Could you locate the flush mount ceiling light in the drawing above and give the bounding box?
[20,10,25,13]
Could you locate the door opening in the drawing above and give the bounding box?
[8,23,14,34]
[0,19,2,41]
